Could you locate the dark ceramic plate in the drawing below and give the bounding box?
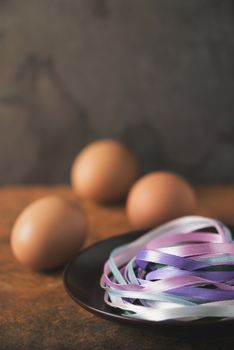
[63,229,234,336]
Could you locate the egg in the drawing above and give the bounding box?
[11,196,86,269]
[71,139,138,202]
[126,171,196,229]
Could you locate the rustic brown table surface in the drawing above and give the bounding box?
[1,186,234,350]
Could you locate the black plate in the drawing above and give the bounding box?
[63,229,234,336]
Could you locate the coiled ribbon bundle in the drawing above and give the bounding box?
[100,216,234,322]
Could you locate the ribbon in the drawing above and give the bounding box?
[100,216,234,321]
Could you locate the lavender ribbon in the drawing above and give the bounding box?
[100,216,234,321]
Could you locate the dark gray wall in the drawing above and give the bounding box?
[0,0,234,185]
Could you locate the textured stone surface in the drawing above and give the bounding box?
[1,186,234,349]
[0,1,234,185]
[0,187,234,350]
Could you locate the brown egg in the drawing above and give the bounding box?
[11,196,86,269]
[71,139,138,202]
[126,171,196,229]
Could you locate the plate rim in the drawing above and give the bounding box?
[63,230,149,324]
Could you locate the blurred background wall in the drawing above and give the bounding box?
[0,0,234,185]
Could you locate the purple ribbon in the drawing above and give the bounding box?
[100,216,234,321]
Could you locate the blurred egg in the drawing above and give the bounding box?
[126,171,196,229]
[11,196,86,269]
[71,139,138,202]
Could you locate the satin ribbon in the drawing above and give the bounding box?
[100,216,234,321]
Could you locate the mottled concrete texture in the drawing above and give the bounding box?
[0,0,234,185]
[2,186,234,350]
